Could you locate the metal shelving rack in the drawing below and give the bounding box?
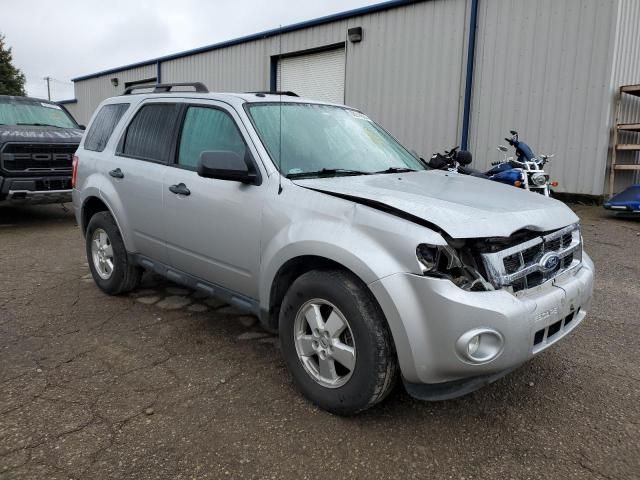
[609,84,640,197]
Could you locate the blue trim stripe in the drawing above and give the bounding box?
[71,0,417,82]
[460,0,478,151]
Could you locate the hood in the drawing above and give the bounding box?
[0,125,83,144]
[293,170,578,239]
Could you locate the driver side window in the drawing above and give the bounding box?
[177,106,246,169]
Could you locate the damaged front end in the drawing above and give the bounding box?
[416,223,583,294]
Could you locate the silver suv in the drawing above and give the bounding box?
[72,83,594,415]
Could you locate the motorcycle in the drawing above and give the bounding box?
[487,130,557,196]
[428,131,558,196]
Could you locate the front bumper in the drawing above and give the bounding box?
[369,253,594,390]
[0,175,72,204]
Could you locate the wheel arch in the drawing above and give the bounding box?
[80,195,132,252]
[80,196,110,235]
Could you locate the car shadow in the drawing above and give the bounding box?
[0,203,75,227]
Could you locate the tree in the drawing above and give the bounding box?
[0,34,26,96]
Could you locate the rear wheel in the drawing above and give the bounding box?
[279,269,397,415]
[86,211,141,295]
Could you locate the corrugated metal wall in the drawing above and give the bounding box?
[344,0,468,157]
[161,0,468,159]
[72,64,157,124]
[468,0,618,196]
[69,0,633,194]
[71,0,468,160]
[610,0,640,187]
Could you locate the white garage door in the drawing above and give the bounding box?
[277,48,345,104]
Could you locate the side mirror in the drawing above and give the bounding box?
[497,145,508,152]
[78,125,86,130]
[197,150,257,184]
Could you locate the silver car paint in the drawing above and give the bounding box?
[293,171,579,238]
[73,92,594,388]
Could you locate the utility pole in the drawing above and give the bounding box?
[43,76,51,100]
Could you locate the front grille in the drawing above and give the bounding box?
[0,143,77,172]
[481,224,582,292]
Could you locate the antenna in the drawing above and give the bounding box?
[278,24,283,195]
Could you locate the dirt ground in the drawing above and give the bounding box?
[0,203,638,480]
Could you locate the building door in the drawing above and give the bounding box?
[277,47,346,104]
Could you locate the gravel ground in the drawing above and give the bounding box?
[0,203,638,480]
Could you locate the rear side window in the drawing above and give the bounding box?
[84,103,129,152]
[121,103,181,162]
[177,106,246,169]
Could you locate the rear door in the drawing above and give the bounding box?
[107,101,182,262]
[163,101,264,298]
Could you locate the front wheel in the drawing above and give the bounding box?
[279,269,398,415]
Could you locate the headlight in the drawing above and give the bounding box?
[530,172,548,186]
[416,242,495,292]
[416,243,462,275]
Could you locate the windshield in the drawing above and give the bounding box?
[0,98,77,128]
[246,103,424,177]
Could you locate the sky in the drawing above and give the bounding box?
[2,0,376,101]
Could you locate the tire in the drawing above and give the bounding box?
[85,211,141,295]
[279,269,398,415]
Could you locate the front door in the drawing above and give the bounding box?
[163,103,264,299]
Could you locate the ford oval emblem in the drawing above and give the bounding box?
[539,252,560,272]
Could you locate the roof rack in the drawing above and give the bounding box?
[249,91,299,97]
[123,82,209,95]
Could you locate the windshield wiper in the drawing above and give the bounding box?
[286,168,371,179]
[16,122,64,128]
[372,167,418,174]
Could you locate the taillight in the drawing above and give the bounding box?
[71,155,79,188]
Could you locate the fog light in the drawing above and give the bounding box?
[456,328,504,364]
[468,335,480,356]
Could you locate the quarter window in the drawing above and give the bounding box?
[121,103,181,162]
[84,103,129,152]
[177,107,246,169]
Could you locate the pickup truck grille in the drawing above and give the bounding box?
[481,224,582,292]
[0,143,77,172]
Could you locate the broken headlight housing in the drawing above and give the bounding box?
[416,243,494,291]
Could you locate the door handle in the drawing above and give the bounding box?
[169,183,191,196]
[109,168,124,179]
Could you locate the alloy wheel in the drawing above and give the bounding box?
[91,228,114,280]
[293,299,356,388]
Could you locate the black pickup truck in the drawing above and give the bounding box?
[0,95,83,205]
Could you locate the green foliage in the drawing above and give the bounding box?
[0,34,26,96]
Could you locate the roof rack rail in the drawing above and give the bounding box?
[123,82,209,95]
[249,91,299,97]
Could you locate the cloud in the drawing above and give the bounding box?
[2,0,373,100]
